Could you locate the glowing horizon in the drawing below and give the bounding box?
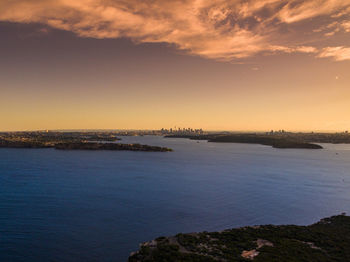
[0,0,350,132]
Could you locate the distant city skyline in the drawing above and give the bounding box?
[1,1,350,131]
[1,128,349,134]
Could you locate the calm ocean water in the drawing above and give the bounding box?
[1,136,350,262]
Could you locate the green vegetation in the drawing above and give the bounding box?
[129,214,350,261]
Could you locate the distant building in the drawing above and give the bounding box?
[160,127,205,135]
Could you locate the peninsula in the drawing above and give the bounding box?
[165,133,324,149]
[54,142,172,152]
[208,134,323,149]
[0,131,172,152]
[129,214,350,261]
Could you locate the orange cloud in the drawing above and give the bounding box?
[0,0,350,61]
[277,0,349,23]
[318,46,350,61]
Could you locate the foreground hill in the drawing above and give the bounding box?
[129,214,350,261]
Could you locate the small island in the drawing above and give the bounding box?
[129,214,350,261]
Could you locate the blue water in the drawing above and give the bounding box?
[1,136,350,262]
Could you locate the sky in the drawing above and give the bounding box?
[0,0,350,132]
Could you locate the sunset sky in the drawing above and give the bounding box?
[1,0,350,131]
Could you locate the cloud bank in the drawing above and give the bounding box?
[1,0,350,61]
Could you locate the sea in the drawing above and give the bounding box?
[1,135,349,262]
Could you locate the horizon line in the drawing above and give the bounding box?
[0,128,348,134]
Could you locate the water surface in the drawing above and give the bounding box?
[1,136,349,261]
